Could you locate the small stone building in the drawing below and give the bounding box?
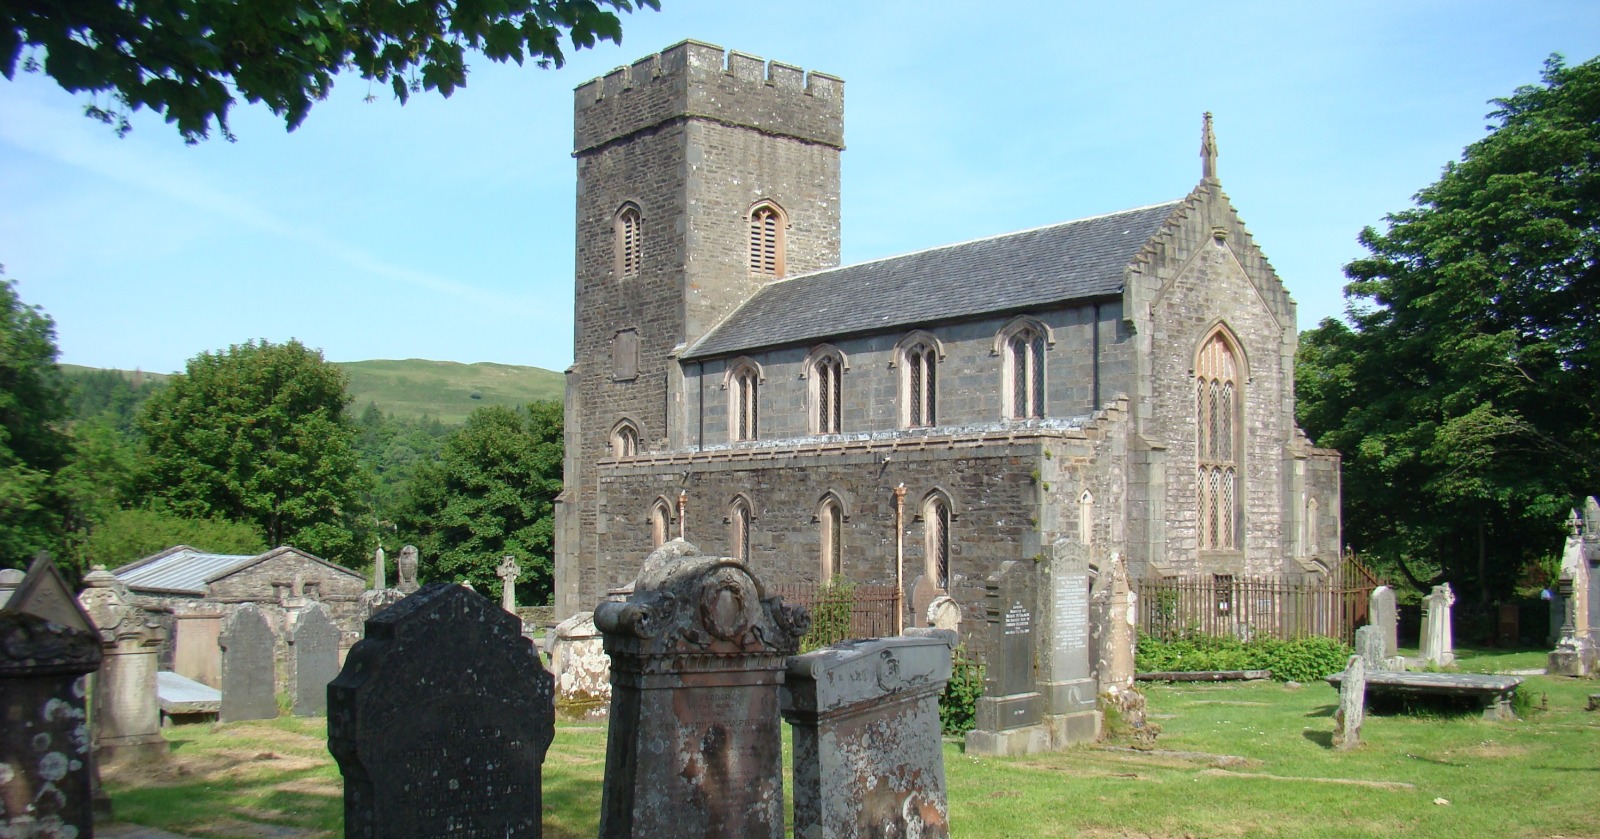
[114,545,366,688]
[555,41,1342,658]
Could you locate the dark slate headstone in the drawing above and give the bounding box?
[0,609,102,838]
[220,604,278,722]
[1043,539,1095,711]
[290,604,339,717]
[966,561,1047,756]
[595,540,809,839]
[329,583,555,839]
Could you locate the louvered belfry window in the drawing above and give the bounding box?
[749,202,785,277]
[906,343,937,427]
[1196,332,1240,551]
[616,204,641,277]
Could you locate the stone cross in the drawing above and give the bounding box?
[329,584,555,838]
[77,565,168,762]
[965,560,1048,757]
[1332,654,1365,751]
[1369,585,1398,658]
[373,546,386,591]
[594,540,809,838]
[497,555,522,612]
[782,633,953,839]
[1420,583,1456,668]
[1041,537,1097,746]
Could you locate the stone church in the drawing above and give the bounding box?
[553,40,1342,644]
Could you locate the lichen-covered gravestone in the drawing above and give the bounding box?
[1332,655,1365,751]
[1369,585,1398,658]
[328,583,555,838]
[965,560,1049,756]
[289,603,339,716]
[595,540,809,839]
[783,633,954,839]
[0,610,102,837]
[219,604,278,722]
[1355,625,1386,671]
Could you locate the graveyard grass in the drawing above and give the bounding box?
[105,648,1599,839]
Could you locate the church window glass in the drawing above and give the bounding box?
[1196,331,1241,551]
[905,342,938,428]
[729,361,760,442]
[925,493,951,590]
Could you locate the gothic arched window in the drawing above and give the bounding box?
[749,201,786,277]
[897,333,941,429]
[1196,329,1242,551]
[611,419,639,458]
[998,318,1049,419]
[924,492,952,590]
[729,497,752,563]
[806,346,845,435]
[819,494,844,582]
[650,498,672,549]
[615,203,642,277]
[727,359,761,442]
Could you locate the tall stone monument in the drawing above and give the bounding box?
[329,583,555,838]
[782,634,953,839]
[219,604,278,722]
[1041,537,1099,747]
[78,565,168,762]
[1419,583,1456,668]
[289,603,340,716]
[1094,552,1137,695]
[594,540,809,839]
[1583,497,1600,644]
[1549,508,1596,676]
[498,555,522,613]
[965,561,1049,756]
[1369,585,1398,658]
[372,546,386,591]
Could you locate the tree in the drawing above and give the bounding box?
[138,339,370,566]
[397,401,561,604]
[1297,55,1600,608]
[0,275,72,567]
[2,0,658,142]
[77,506,267,569]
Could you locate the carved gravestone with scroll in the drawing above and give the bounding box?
[595,540,809,839]
[329,583,555,838]
[965,560,1048,756]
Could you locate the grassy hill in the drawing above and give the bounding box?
[61,359,564,425]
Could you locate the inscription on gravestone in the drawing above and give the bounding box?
[966,560,1046,756]
[329,583,555,839]
[1041,538,1096,744]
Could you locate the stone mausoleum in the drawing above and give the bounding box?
[554,40,1342,653]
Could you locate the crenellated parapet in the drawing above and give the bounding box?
[574,39,845,154]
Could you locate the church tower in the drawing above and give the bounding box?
[555,42,845,616]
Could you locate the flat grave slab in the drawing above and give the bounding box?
[1326,670,1522,720]
[158,670,221,722]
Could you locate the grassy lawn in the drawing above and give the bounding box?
[104,648,1600,838]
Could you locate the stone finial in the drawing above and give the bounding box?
[1569,508,1584,537]
[1200,112,1218,183]
[1584,496,1600,540]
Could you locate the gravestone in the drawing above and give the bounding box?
[547,611,611,717]
[289,604,339,716]
[911,574,940,629]
[1355,625,1386,671]
[396,544,421,594]
[1369,585,1398,658]
[1549,514,1596,676]
[372,546,386,591]
[1420,583,1456,668]
[219,604,278,722]
[595,540,809,838]
[783,633,953,839]
[0,609,102,839]
[359,588,405,623]
[1041,537,1098,747]
[329,583,554,838]
[9,554,90,632]
[965,560,1049,756]
[1584,497,1600,645]
[498,555,522,612]
[926,595,962,632]
[1332,654,1365,751]
[78,566,167,762]
[1094,552,1136,695]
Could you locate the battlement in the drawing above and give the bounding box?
[574,40,845,153]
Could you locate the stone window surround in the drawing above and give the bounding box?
[727,494,754,562]
[748,200,788,278]
[919,489,954,590]
[1194,323,1247,553]
[994,316,1054,421]
[723,357,764,442]
[891,331,944,429]
[802,344,848,435]
[648,496,673,549]
[1078,489,1094,546]
[814,492,849,583]
[611,418,641,458]
[614,201,642,278]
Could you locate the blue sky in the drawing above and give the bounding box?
[2,1,1596,375]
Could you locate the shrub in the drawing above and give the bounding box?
[1135,632,1352,682]
[940,646,985,736]
[799,579,856,652]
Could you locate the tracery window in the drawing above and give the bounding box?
[924,492,951,590]
[1001,321,1048,419]
[898,334,940,428]
[806,346,845,434]
[615,203,641,277]
[1196,329,1241,551]
[728,359,761,442]
[611,421,639,458]
[748,201,786,277]
[819,495,844,582]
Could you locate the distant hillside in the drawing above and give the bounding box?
[61,359,563,425]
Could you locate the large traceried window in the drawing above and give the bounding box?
[615,203,642,277]
[1196,329,1241,551]
[611,419,639,458]
[806,346,845,435]
[819,494,844,582]
[729,497,752,563]
[999,318,1049,419]
[727,359,761,442]
[897,333,940,428]
[748,201,786,277]
[924,492,952,590]
[650,498,672,549]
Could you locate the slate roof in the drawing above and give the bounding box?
[683,200,1182,359]
[115,546,257,595]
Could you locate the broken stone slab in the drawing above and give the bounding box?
[1326,670,1522,721]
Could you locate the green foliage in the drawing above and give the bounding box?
[396,401,562,604]
[353,403,451,528]
[2,0,660,141]
[60,367,165,434]
[798,579,857,652]
[940,645,985,736]
[0,276,72,568]
[1135,632,1353,683]
[77,506,266,569]
[137,339,370,567]
[1297,55,1600,603]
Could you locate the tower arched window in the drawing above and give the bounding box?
[729,497,752,563]
[611,419,640,458]
[818,494,844,583]
[924,492,952,590]
[727,359,762,442]
[615,203,642,277]
[896,332,941,429]
[1079,490,1094,546]
[748,201,786,277]
[1196,329,1242,551]
[998,318,1050,419]
[805,345,846,435]
[650,498,672,549]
